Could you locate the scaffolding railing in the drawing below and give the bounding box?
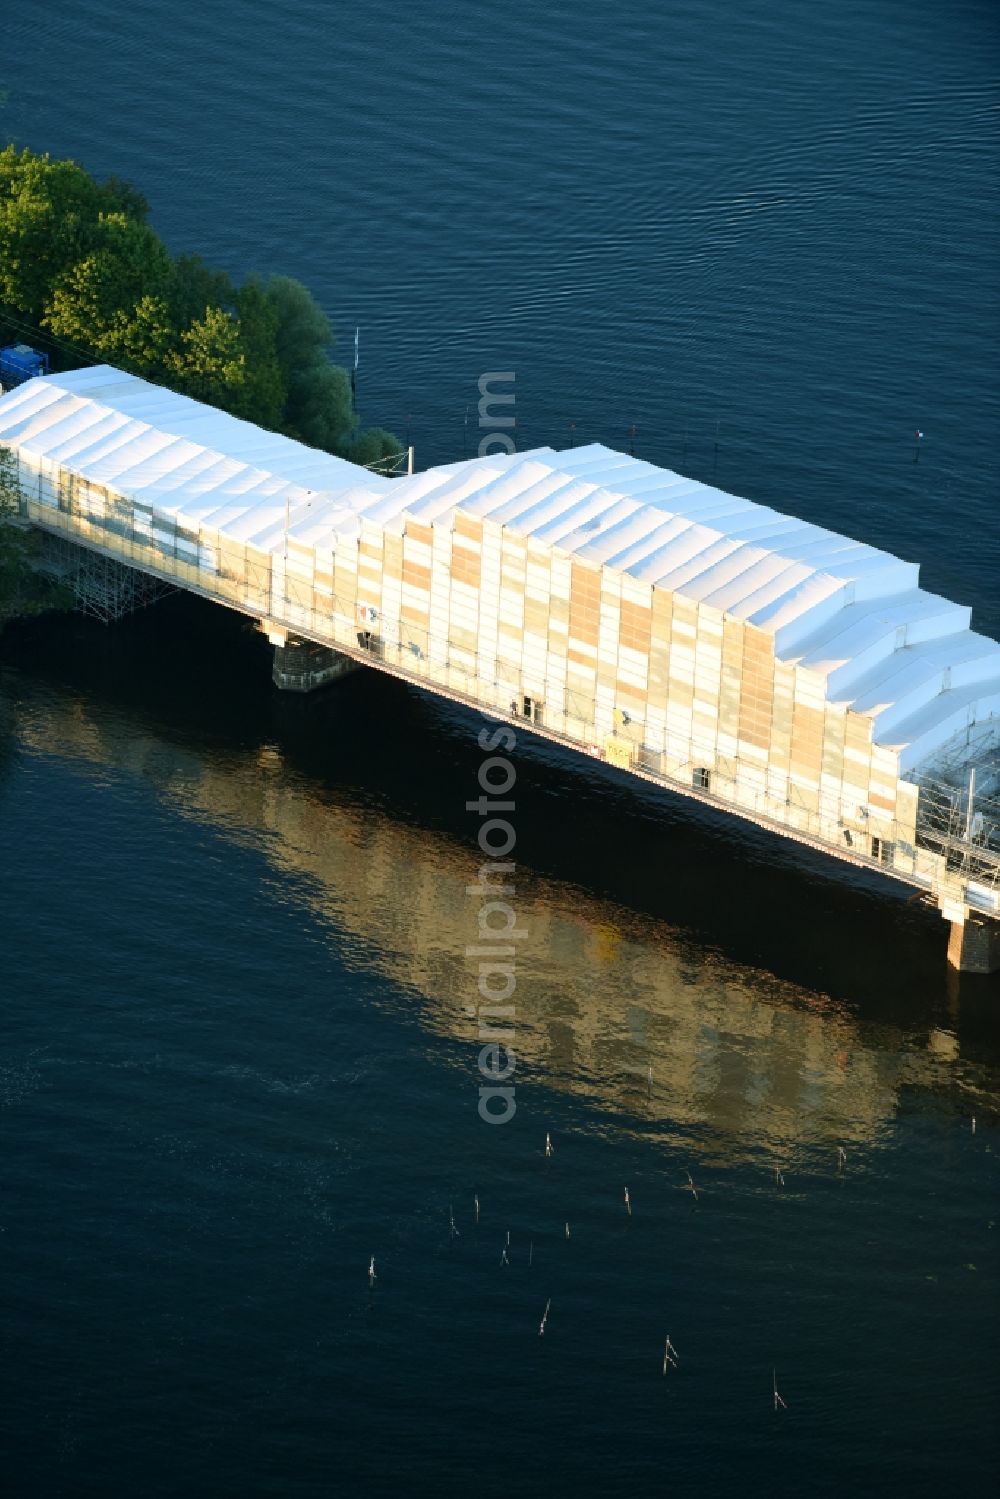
[912,776,1000,890]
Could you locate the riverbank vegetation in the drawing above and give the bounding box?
[0,146,399,463]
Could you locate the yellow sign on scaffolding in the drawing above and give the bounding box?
[604,736,634,769]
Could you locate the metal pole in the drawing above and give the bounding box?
[407,445,414,476]
[965,766,976,842]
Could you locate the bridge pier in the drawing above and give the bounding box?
[265,626,362,693]
[947,916,1000,975]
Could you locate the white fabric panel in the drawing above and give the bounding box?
[521,482,615,540]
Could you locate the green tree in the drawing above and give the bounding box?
[0,147,107,321]
[165,305,247,408]
[264,275,355,448]
[342,426,404,469]
[287,360,356,451]
[99,174,150,222]
[171,253,236,328]
[265,273,334,371]
[232,279,286,428]
[43,211,174,358]
[101,294,179,377]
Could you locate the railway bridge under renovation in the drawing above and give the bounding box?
[1,365,998,972]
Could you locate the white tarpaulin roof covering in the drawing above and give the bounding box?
[0,365,390,541]
[2,366,998,771]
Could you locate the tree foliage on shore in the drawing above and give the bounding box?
[0,146,399,461]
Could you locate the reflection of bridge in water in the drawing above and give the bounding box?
[14,682,997,1159]
[2,367,1000,969]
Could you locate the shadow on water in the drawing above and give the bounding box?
[3,594,997,1098]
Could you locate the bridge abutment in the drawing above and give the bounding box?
[946,916,1000,975]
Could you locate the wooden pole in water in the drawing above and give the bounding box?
[773,1368,787,1411]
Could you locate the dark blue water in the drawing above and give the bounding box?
[2,2,999,1494]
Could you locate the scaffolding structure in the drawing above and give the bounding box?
[914,771,1000,890]
[35,531,174,623]
[362,447,413,478]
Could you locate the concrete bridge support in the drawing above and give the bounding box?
[947,916,1000,975]
[264,625,362,693]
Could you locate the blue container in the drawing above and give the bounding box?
[0,344,50,387]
